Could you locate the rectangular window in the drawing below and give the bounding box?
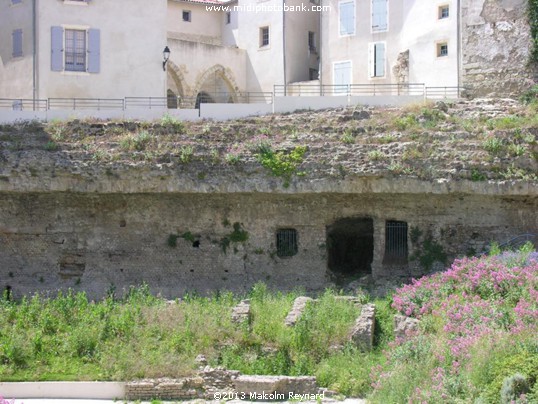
[65,29,86,72]
[439,5,449,19]
[384,221,408,263]
[339,0,355,36]
[276,229,298,257]
[437,42,448,57]
[183,10,191,22]
[52,26,100,73]
[369,42,385,77]
[12,29,23,58]
[333,60,352,93]
[308,31,316,52]
[309,68,318,80]
[260,26,269,47]
[226,11,231,24]
[372,0,388,32]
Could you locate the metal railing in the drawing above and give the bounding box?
[274,83,426,96]
[48,98,125,110]
[425,86,466,99]
[0,98,48,111]
[124,97,169,109]
[0,85,467,113]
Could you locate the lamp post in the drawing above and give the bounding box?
[163,46,171,71]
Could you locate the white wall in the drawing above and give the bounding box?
[168,0,223,45]
[0,0,34,98]
[36,0,168,99]
[236,0,285,93]
[400,0,458,87]
[221,1,239,46]
[284,0,320,84]
[321,0,459,88]
[200,103,272,120]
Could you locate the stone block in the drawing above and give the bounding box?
[284,296,313,326]
[394,314,421,340]
[231,299,251,324]
[349,303,375,351]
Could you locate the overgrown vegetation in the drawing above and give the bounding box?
[529,0,538,64]
[254,143,307,188]
[0,246,536,402]
[372,244,538,403]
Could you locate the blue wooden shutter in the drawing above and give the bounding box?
[51,26,64,71]
[372,0,387,32]
[12,29,23,57]
[87,28,100,73]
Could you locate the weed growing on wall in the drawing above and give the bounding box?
[220,222,249,253]
[255,144,307,188]
[529,0,538,64]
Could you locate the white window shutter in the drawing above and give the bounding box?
[51,26,64,72]
[368,43,374,77]
[87,28,100,73]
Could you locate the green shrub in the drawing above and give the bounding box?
[161,114,185,133]
[500,373,531,404]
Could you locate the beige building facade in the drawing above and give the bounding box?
[0,0,168,101]
[0,0,534,102]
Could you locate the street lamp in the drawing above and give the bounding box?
[163,46,171,71]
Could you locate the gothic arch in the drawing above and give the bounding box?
[166,60,188,98]
[192,64,240,103]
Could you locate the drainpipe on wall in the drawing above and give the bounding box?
[282,0,287,96]
[319,0,322,95]
[32,0,37,109]
[457,0,462,96]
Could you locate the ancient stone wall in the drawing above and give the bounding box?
[462,0,537,97]
[0,191,535,299]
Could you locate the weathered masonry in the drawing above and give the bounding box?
[1,178,536,299]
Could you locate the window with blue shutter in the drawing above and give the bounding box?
[87,29,100,73]
[12,29,23,57]
[11,0,22,5]
[339,0,355,36]
[51,26,64,71]
[372,0,388,32]
[51,26,100,73]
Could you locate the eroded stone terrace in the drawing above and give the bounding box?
[0,98,537,193]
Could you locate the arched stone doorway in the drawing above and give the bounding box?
[166,61,187,109]
[193,64,239,106]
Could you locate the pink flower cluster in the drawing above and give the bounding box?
[372,253,537,400]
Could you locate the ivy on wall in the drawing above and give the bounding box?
[529,0,538,63]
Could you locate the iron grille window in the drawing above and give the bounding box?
[276,229,298,257]
[385,221,408,262]
[65,29,86,72]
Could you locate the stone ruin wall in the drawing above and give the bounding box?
[462,0,537,97]
[1,189,535,300]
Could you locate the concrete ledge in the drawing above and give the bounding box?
[0,382,125,399]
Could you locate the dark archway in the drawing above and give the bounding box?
[167,89,178,109]
[195,91,215,109]
[327,218,373,281]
